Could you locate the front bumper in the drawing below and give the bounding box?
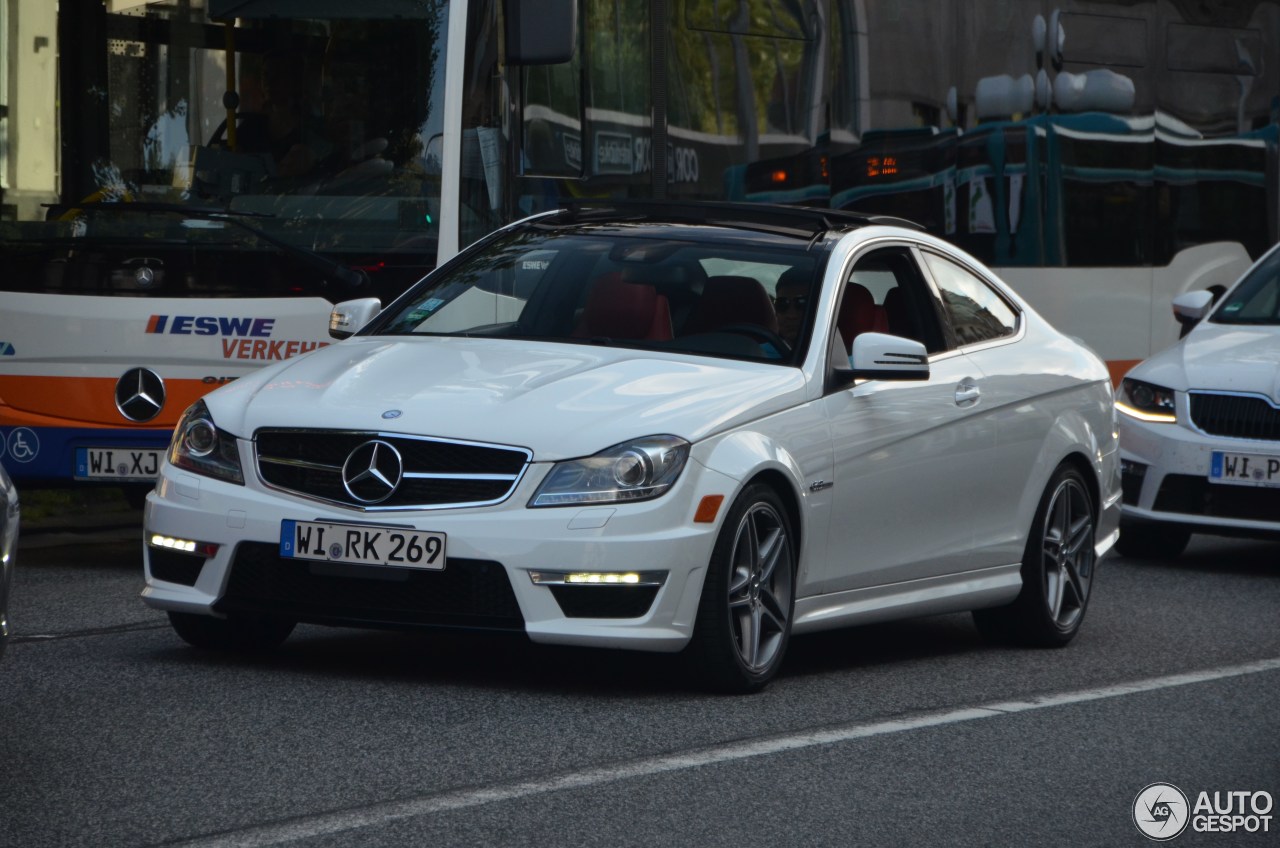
[1118,410,1280,538]
[142,449,732,653]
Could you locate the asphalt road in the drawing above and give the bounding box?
[2,517,1277,847]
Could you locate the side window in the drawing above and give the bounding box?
[921,251,1018,347]
[838,247,946,354]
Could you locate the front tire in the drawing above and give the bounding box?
[974,465,1096,647]
[686,484,796,693]
[168,611,296,652]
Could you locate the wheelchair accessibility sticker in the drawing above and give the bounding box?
[3,428,40,463]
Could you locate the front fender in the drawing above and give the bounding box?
[1023,382,1120,553]
[692,408,832,593]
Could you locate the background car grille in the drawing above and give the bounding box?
[255,429,530,509]
[1189,393,1280,441]
[213,542,525,631]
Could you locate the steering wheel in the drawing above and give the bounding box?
[716,323,792,358]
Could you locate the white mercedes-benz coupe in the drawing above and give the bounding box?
[1117,241,1280,558]
[142,202,1120,692]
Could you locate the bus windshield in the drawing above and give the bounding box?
[2,0,450,301]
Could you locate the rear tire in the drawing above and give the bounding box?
[974,465,1096,647]
[685,484,796,693]
[167,611,295,652]
[1115,522,1191,560]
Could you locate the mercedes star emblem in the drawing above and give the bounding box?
[115,367,166,422]
[341,440,404,504]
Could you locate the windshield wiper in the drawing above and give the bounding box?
[45,200,369,292]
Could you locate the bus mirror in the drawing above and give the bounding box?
[1172,290,1214,337]
[330,298,382,340]
[504,0,576,64]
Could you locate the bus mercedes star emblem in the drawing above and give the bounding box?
[114,368,166,422]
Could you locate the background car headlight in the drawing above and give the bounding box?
[529,436,690,507]
[168,400,245,484]
[1116,378,1177,423]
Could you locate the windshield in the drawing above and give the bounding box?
[1212,248,1280,326]
[0,1,449,298]
[369,228,822,364]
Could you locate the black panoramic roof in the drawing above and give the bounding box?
[536,200,924,241]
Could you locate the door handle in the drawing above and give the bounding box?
[955,379,980,406]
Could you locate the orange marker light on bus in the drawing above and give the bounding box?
[694,495,725,523]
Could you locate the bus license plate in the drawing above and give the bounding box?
[280,519,446,570]
[75,447,164,480]
[1209,451,1280,488]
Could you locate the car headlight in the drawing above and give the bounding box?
[168,400,245,484]
[1116,378,1177,423]
[529,436,690,507]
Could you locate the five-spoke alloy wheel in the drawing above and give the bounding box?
[974,465,1097,647]
[688,484,796,692]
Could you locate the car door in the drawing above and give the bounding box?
[917,247,1031,571]
[816,244,999,594]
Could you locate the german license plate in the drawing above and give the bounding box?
[280,519,446,569]
[1209,451,1280,488]
[75,447,164,480]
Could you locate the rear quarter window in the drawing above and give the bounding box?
[922,251,1018,346]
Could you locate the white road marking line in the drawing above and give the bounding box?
[173,657,1280,847]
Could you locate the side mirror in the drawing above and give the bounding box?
[504,0,577,64]
[1172,290,1214,338]
[831,332,930,388]
[329,298,382,340]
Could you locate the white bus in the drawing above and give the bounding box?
[2,0,1277,498]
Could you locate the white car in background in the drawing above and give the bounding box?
[142,202,1120,692]
[1117,241,1280,558]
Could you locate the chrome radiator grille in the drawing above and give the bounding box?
[1189,392,1280,441]
[255,429,531,510]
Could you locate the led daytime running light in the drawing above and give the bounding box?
[567,572,641,584]
[1115,401,1177,423]
[528,570,666,587]
[149,533,219,557]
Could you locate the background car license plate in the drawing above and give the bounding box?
[280,519,446,569]
[75,448,163,480]
[1209,451,1280,488]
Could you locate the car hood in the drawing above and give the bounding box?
[205,337,807,460]
[1130,322,1280,400]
